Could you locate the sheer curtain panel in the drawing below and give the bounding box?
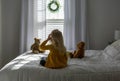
[64,0,89,50]
[20,0,34,54]
[20,0,46,54]
[33,0,46,40]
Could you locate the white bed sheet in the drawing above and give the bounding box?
[0,50,120,81]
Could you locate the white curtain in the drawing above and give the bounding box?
[64,0,89,50]
[19,0,34,54]
[20,0,46,54]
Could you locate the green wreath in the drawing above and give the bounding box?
[48,1,60,13]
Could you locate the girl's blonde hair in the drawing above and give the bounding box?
[51,29,66,52]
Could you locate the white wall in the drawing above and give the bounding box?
[1,0,21,67]
[87,0,120,50]
[0,0,2,68]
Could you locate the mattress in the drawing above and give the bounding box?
[0,50,120,81]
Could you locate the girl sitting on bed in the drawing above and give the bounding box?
[40,29,68,69]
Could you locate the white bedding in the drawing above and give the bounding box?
[0,50,120,81]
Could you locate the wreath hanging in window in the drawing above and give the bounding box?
[48,0,60,13]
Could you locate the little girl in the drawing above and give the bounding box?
[40,29,68,69]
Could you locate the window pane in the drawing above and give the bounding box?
[37,0,46,22]
[34,0,64,41]
[46,0,64,19]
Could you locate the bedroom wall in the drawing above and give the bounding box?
[0,0,2,68]
[1,0,21,68]
[87,0,120,50]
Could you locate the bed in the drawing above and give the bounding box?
[0,40,120,81]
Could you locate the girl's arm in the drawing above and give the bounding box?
[40,34,52,50]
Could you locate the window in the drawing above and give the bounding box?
[33,0,64,41]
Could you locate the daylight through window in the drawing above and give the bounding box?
[34,0,64,41]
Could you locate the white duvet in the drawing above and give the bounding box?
[0,50,120,81]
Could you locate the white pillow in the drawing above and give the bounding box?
[103,45,119,59]
[103,40,120,60]
[110,39,120,53]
